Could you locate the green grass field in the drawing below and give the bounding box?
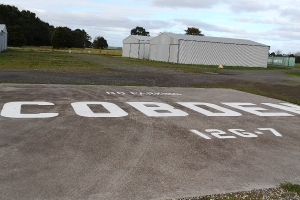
[286,71,300,77]
[0,49,110,72]
[1,49,298,74]
[0,49,274,74]
[5,47,294,72]
[285,63,300,77]
[9,46,122,56]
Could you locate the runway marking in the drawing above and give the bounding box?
[190,128,282,140]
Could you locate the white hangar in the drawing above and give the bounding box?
[0,24,8,52]
[149,33,270,67]
[122,35,153,59]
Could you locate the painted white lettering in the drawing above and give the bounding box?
[257,128,282,137]
[205,129,236,139]
[127,102,188,117]
[177,102,241,116]
[190,130,211,139]
[0,102,58,118]
[222,103,292,116]
[262,103,300,115]
[130,92,138,95]
[106,92,125,95]
[71,102,128,117]
[228,129,257,138]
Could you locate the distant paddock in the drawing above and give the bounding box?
[8,46,122,56]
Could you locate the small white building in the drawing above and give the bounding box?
[0,24,8,52]
[149,33,270,68]
[122,35,153,59]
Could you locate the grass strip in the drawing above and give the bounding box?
[173,183,300,200]
[286,71,300,77]
[192,80,300,105]
[0,49,109,72]
[280,182,300,195]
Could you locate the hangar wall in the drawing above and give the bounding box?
[0,24,8,52]
[149,33,270,68]
[178,40,269,67]
[122,35,153,59]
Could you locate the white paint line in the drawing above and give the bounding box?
[190,130,211,140]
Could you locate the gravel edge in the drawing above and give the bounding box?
[171,186,300,200]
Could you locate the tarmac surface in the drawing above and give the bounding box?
[0,83,300,200]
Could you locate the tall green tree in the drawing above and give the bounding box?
[185,27,204,36]
[72,29,92,48]
[295,52,300,63]
[0,4,52,46]
[269,52,276,56]
[0,4,92,47]
[93,36,108,49]
[7,25,26,46]
[275,50,283,56]
[19,10,52,46]
[0,4,20,25]
[131,26,150,36]
[51,27,72,48]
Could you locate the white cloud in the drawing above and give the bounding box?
[150,0,280,12]
[2,0,300,53]
[175,18,246,34]
[151,0,221,8]
[225,0,279,13]
[281,7,300,21]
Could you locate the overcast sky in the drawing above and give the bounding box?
[3,0,300,53]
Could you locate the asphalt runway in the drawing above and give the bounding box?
[0,84,300,200]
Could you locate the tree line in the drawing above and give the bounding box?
[0,4,107,49]
[130,26,204,36]
[0,4,203,49]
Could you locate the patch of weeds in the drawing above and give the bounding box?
[286,71,300,77]
[280,182,300,195]
[267,65,293,70]
[192,80,300,106]
[122,57,292,71]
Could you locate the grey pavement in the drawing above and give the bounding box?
[0,84,300,199]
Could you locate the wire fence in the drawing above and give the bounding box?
[268,56,295,67]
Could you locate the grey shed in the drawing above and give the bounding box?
[0,24,8,52]
[122,35,154,59]
[149,33,270,67]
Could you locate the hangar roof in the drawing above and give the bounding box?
[123,35,154,43]
[162,32,269,47]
